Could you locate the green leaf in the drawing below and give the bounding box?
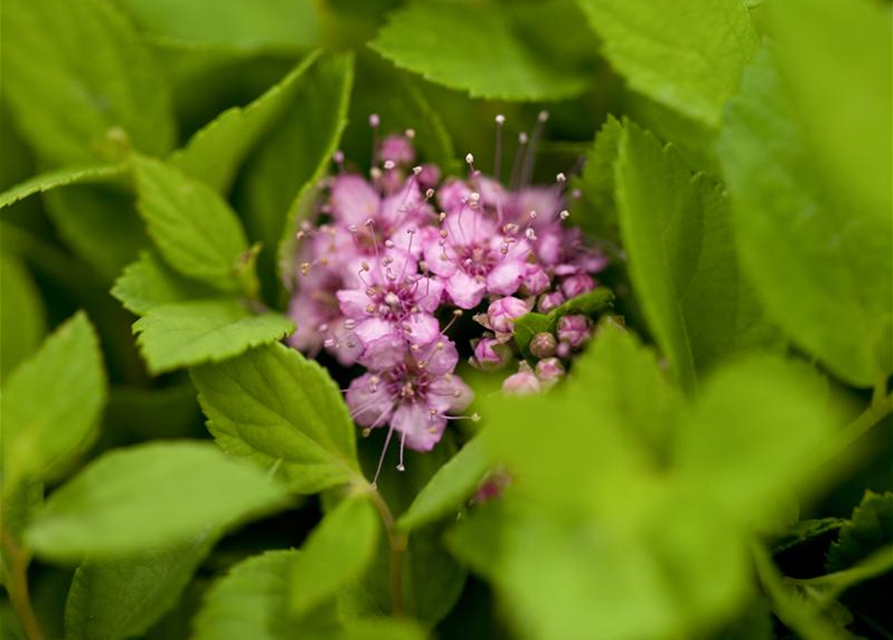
[191,342,361,494]
[290,496,380,617]
[25,441,289,562]
[371,0,596,101]
[1,312,106,492]
[44,184,149,283]
[63,533,218,640]
[766,0,892,222]
[337,619,427,640]
[576,0,758,126]
[2,0,175,166]
[615,120,779,391]
[0,254,46,377]
[111,251,217,316]
[169,51,322,193]
[827,491,893,573]
[717,46,893,387]
[513,288,615,356]
[402,522,467,627]
[675,356,841,526]
[191,549,300,640]
[573,115,623,244]
[112,0,321,52]
[398,437,490,532]
[132,299,294,374]
[240,53,354,292]
[773,518,846,554]
[131,155,251,293]
[487,322,680,516]
[0,164,125,211]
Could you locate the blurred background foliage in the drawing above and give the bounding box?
[1,0,891,639]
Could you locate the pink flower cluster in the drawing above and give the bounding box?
[288,116,608,481]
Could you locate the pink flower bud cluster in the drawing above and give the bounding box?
[288,119,608,480]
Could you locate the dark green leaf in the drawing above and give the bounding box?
[573,115,623,244]
[827,491,893,573]
[192,342,362,494]
[513,288,615,356]
[133,299,294,374]
[25,441,289,562]
[170,51,322,193]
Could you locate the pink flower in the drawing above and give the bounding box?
[346,338,474,482]
[471,337,511,371]
[378,134,416,166]
[423,208,531,309]
[502,362,541,395]
[485,296,530,334]
[529,332,557,359]
[557,314,590,349]
[336,247,444,356]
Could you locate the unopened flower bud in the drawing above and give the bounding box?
[529,332,557,359]
[561,273,595,299]
[378,135,415,165]
[417,164,441,188]
[487,297,529,334]
[537,291,565,313]
[535,357,565,386]
[557,314,590,349]
[472,338,511,371]
[521,264,550,296]
[502,362,541,396]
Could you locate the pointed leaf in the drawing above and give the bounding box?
[1,312,106,492]
[290,496,380,616]
[112,251,216,316]
[0,254,46,377]
[133,299,294,374]
[25,441,289,561]
[192,342,361,494]
[0,164,125,210]
[717,46,892,386]
[132,155,250,292]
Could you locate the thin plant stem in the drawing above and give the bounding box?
[1,531,45,640]
[363,483,407,616]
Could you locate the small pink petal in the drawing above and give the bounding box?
[446,271,486,309]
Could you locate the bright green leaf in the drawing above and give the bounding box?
[170,51,322,193]
[676,356,841,526]
[616,120,779,391]
[0,164,125,211]
[63,532,218,640]
[290,495,380,616]
[486,322,680,516]
[371,0,596,101]
[402,521,467,627]
[133,299,294,374]
[112,0,321,52]
[576,0,758,126]
[717,46,893,387]
[766,0,892,222]
[112,251,217,316]
[1,312,106,492]
[398,437,490,532]
[0,254,46,377]
[131,155,250,292]
[2,0,175,166]
[191,342,361,494]
[25,441,289,562]
[337,619,428,640]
